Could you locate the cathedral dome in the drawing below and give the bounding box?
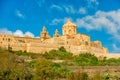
[62,19,77,36]
[63,19,76,28]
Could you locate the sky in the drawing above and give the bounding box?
[0,0,120,53]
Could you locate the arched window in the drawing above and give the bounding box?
[44,33,46,36]
[85,41,88,45]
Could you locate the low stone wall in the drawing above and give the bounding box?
[95,53,120,59]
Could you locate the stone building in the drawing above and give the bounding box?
[0,19,108,55]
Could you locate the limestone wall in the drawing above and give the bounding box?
[11,43,27,51]
[26,43,59,53]
[15,37,41,43]
[0,19,109,56]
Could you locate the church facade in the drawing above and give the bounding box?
[0,19,108,55]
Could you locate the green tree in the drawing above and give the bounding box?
[43,49,73,60]
[59,46,66,52]
[52,63,72,79]
[0,52,32,80]
[74,53,98,66]
[34,58,53,80]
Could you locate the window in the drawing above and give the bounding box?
[85,41,88,45]
[43,33,46,37]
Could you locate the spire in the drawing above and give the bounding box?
[55,29,58,33]
[40,26,50,41]
[54,29,59,37]
[42,26,46,32]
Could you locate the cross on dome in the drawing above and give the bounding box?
[67,19,72,23]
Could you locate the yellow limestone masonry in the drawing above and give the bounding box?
[0,19,108,57]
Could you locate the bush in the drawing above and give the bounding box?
[59,46,66,52]
[34,59,72,80]
[52,63,72,79]
[43,49,73,60]
[74,53,98,66]
[67,72,88,80]
[102,73,111,80]
[0,52,32,80]
[92,71,101,80]
[13,50,42,59]
[34,58,53,80]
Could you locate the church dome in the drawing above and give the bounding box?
[62,19,77,36]
[63,19,76,28]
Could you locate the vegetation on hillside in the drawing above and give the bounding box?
[43,47,73,60]
[0,47,120,80]
[0,50,32,80]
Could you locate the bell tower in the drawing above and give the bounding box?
[54,29,59,37]
[40,26,50,41]
[62,19,77,36]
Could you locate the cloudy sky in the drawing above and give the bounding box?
[0,0,120,53]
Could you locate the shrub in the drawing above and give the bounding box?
[74,53,98,66]
[92,71,101,80]
[67,72,88,80]
[43,49,73,60]
[52,63,72,79]
[102,73,111,80]
[59,46,66,52]
[0,52,32,80]
[34,59,72,80]
[34,58,53,80]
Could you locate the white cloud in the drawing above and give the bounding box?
[50,9,120,43]
[75,9,120,41]
[50,4,63,11]
[112,44,120,53]
[0,28,12,34]
[63,5,76,14]
[0,28,35,38]
[50,4,76,14]
[50,19,63,25]
[15,10,25,19]
[87,0,99,8]
[14,30,24,37]
[25,31,34,38]
[35,0,45,7]
[78,7,87,14]
[50,0,99,14]
[50,17,72,25]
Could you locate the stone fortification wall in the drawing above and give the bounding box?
[0,19,109,58]
[11,43,27,51]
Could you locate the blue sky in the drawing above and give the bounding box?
[0,0,120,53]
